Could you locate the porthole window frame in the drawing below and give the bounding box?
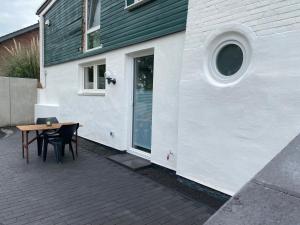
[205,30,253,86]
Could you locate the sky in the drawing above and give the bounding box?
[0,0,43,37]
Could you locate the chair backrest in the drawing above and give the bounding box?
[58,123,79,142]
[36,117,59,125]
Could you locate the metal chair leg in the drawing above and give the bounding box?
[53,144,60,164]
[43,140,48,162]
[37,136,43,157]
[69,143,75,160]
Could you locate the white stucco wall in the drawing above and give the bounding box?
[177,0,300,195]
[36,32,185,170]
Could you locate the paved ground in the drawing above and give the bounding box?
[205,133,300,225]
[0,128,219,225]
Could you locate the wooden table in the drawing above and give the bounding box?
[16,123,79,164]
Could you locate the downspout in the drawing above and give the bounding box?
[39,16,45,89]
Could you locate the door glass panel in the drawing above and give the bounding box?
[132,55,154,153]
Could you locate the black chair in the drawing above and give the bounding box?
[36,117,59,156]
[43,123,79,163]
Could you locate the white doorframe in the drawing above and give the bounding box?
[125,48,155,160]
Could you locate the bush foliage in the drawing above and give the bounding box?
[3,38,39,79]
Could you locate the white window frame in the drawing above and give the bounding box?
[79,61,106,96]
[205,30,252,86]
[125,0,151,10]
[85,0,102,52]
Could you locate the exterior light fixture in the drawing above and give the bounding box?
[106,77,116,85]
[45,20,51,27]
[105,71,116,85]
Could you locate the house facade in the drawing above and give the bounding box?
[0,24,39,76]
[36,0,300,196]
[36,0,187,179]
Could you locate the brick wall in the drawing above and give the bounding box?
[185,0,300,48]
[177,0,300,195]
[0,29,39,76]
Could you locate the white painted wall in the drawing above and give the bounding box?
[177,0,300,195]
[36,32,185,170]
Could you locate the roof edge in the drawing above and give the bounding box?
[36,0,53,15]
[0,23,39,44]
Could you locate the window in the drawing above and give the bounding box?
[206,30,252,85]
[216,44,244,76]
[125,0,151,9]
[86,0,101,51]
[82,63,106,94]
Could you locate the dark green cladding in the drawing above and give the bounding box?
[44,0,188,66]
[44,0,83,66]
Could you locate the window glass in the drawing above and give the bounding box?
[87,30,101,50]
[88,0,101,29]
[86,0,101,50]
[127,0,135,6]
[84,66,94,89]
[97,64,106,89]
[216,44,244,76]
[82,64,106,92]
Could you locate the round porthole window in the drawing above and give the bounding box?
[205,30,252,86]
[216,43,244,76]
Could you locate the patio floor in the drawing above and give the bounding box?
[0,128,221,225]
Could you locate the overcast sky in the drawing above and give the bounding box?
[0,0,43,37]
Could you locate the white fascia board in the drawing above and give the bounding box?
[37,0,58,16]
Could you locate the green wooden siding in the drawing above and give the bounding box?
[44,0,188,66]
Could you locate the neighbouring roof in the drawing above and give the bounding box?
[0,23,39,44]
[36,0,53,15]
[204,134,300,225]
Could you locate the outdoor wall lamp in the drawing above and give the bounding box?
[106,77,116,85]
[105,71,116,85]
[45,20,51,27]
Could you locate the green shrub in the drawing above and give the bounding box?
[3,38,39,79]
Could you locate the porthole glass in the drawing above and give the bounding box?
[216,44,244,76]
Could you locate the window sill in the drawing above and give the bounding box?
[125,0,151,10]
[84,44,103,54]
[78,91,105,96]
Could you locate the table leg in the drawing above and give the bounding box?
[25,131,29,164]
[21,131,25,159]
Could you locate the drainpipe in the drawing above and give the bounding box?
[8,77,11,127]
[39,16,45,88]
